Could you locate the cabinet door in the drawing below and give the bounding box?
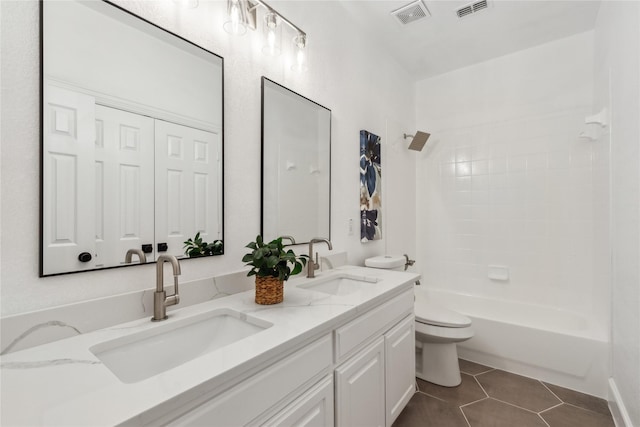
[261,375,334,427]
[385,315,416,427]
[42,85,96,274]
[335,337,385,427]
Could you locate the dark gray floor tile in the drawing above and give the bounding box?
[541,403,615,427]
[393,392,469,427]
[418,373,487,405]
[542,382,611,416]
[476,370,561,412]
[462,398,548,427]
[459,359,494,376]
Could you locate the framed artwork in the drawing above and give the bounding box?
[360,130,382,242]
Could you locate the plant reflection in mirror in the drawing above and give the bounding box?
[183,232,223,257]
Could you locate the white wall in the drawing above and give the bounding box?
[0,0,416,316]
[594,2,640,425]
[414,32,607,324]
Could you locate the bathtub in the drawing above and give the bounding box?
[417,286,610,398]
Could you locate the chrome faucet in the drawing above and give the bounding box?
[125,248,147,264]
[307,238,332,278]
[152,255,181,321]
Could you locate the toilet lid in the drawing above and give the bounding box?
[415,301,472,328]
[365,255,405,269]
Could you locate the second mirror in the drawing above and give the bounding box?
[261,77,331,244]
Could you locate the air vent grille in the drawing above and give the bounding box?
[456,0,489,18]
[392,0,431,25]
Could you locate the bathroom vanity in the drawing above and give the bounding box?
[0,267,418,426]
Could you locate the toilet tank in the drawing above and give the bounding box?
[365,255,406,271]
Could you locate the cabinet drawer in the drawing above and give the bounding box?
[168,335,333,427]
[334,289,413,363]
[260,375,334,427]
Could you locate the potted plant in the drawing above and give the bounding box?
[183,232,223,257]
[242,235,308,305]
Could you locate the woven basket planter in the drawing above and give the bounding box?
[255,275,284,305]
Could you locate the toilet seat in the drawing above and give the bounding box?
[414,301,472,328]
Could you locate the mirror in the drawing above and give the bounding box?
[261,77,331,244]
[41,0,224,276]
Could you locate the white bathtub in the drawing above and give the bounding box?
[417,286,610,398]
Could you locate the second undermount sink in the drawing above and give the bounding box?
[90,308,272,383]
[298,275,378,296]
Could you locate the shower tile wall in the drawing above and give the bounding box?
[415,31,608,323]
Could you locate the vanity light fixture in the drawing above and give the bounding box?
[223,0,308,69]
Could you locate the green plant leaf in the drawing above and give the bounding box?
[291,262,302,276]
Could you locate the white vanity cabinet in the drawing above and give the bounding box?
[163,335,333,427]
[334,289,415,427]
[159,289,415,427]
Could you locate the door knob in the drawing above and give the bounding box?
[78,252,92,262]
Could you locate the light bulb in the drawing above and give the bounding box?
[291,34,308,72]
[224,0,247,35]
[261,12,281,56]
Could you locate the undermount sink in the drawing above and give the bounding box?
[90,308,272,383]
[298,275,378,296]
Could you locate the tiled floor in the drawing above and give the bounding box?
[393,359,615,427]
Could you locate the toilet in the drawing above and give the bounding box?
[364,255,474,387]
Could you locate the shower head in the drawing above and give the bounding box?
[404,131,431,151]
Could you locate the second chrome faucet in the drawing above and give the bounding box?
[307,238,332,278]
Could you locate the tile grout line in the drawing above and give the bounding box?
[539,401,564,415]
[539,379,615,420]
[539,380,564,404]
[458,405,473,427]
[537,413,552,427]
[535,383,560,427]
[415,390,449,404]
[461,367,496,376]
[471,374,490,399]
[459,396,489,409]
[487,396,548,415]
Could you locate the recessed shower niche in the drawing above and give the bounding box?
[41,0,224,275]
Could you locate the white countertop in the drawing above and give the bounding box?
[0,266,418,426]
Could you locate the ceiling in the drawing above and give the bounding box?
[336,0,602,80]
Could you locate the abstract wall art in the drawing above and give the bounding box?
[360,130,382,242]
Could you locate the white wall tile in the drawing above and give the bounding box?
[415,31,607,320]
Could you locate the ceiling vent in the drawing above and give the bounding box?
[391,0,431,25]
[456,0,489,18]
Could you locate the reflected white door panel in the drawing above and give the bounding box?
[43,85,96,275]
[95,105,154,267]
[155,121,221,259]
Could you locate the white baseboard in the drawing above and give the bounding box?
[609,378,634,427]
